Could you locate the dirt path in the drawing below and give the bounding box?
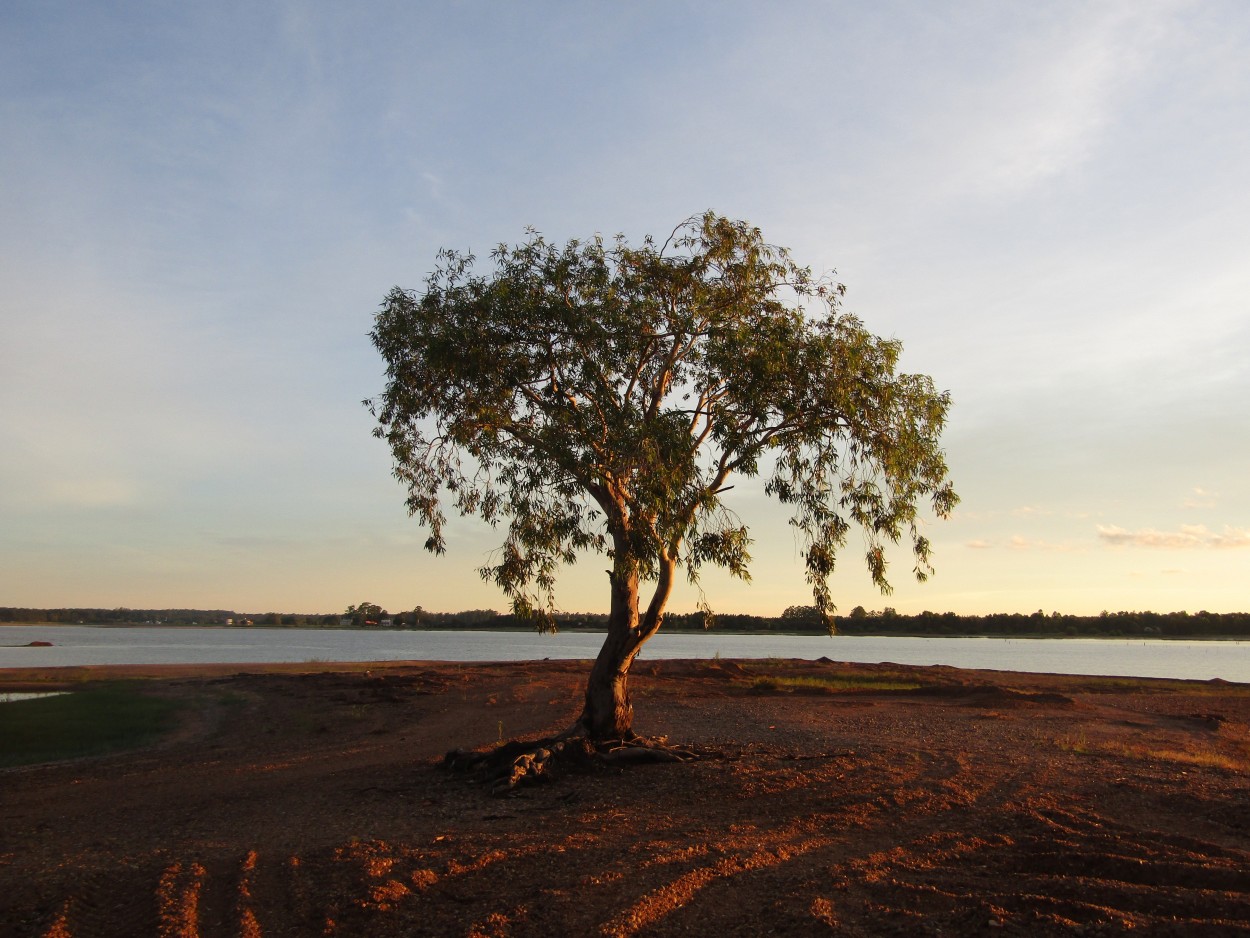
[2,659,1249,936]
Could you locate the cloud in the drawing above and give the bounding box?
[963,534,1083,551]
[43,478,139,509]
[1004,535,1065,551]
[1097,524,1250,549]
[1011,505,1053,518]
[1182,486,1218,509]
[1007,535,1080,552]
[931,2,1182,201]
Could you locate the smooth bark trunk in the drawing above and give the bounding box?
[580,553,675,740]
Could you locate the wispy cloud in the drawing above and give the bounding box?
[965,535,1079,552]
[1011,505,1053,518]
[1007,535,1080,552]
[43,478,139,509]
[931,2,1182,201]
[1097,524,1250,549]
[1182,487,1218,509]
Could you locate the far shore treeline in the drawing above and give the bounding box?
[2,606,1249,639]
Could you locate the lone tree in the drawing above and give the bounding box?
[369,212,957,787]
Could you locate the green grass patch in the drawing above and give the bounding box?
[750,674,923,693]
[0,682,183,768]
[1054,729,1090,754]
[1072,676,1250,696]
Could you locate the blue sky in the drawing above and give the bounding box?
[2,1,1247,616]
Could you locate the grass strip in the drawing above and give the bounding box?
[0,682,182,768]
[750,674,923,693]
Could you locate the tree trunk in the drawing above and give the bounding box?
[580,552,675,740]
[447,552,685,793]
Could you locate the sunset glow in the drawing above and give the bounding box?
[2,3,1247,616]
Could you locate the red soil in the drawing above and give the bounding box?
[2,658,1249,936]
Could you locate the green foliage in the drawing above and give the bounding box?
[343,602,387,626]
[369,212,957,632]
[0,683,182,768]
[780,605,824,627]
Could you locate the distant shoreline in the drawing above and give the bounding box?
[7,605,1249,640]
[4,621,1250,642]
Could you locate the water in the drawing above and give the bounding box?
[1,625,1247,683]
[0,691,67,703]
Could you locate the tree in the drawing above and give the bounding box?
[344,602,385,627]
[369,212,957,787]
[779,605,824,629]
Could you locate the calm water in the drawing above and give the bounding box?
[0,691,66,703]
[1,625,1246,683]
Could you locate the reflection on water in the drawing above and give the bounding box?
[0,626,1247,684]
[0,691,68,703]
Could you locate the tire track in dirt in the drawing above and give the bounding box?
[587,737,1032,935]
[155,862,205,938]
[29,866,162,938]
[28,744,1243,936]
[584,698,1125,936]
[800,783,1250,933]
[234,852,262,938]
[6,662,1249,936]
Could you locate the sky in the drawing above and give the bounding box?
[2,1,1248,618]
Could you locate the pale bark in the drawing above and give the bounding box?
[580,552,676,740]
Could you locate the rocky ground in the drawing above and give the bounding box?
[2,657,1249,936]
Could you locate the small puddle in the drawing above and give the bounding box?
[0,691,69,704]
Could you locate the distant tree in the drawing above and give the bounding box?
[780,605,824,629]
[369,212,957,789]
[344,602,386,627]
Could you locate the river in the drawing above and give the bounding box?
[1,625,1247,683]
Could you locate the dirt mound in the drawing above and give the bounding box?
[2,660,1249,936]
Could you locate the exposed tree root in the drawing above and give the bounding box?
[444,728,703,796]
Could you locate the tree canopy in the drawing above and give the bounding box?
[370,212,955,625]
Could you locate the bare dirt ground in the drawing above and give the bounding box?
[2,657,1249,937]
